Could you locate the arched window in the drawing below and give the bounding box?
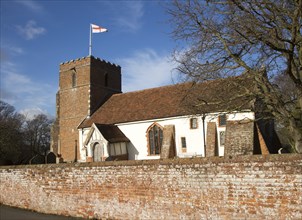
[147,123,163,155]
[72,72,76,88]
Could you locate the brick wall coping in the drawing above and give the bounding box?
[1,154,301,170]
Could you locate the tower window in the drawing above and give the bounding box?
[104,73,109,87]
[72,72,76,88]
[147,123,163,155]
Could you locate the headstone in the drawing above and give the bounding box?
[30,154,45,164]
[46,152,57,164]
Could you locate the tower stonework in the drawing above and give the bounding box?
[51,56,121,162]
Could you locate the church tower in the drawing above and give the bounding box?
[51,56,121,162]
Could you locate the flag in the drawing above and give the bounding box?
[91,24,108,33]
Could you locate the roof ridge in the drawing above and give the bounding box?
[111,83,183,97]
[116,75,244,97]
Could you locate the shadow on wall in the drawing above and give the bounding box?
[254,120,282,154]
[127,142,139,160]
[0,152,57,166]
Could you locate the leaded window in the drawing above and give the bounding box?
[148,124,163,155]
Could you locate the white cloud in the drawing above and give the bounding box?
[16,0,43,13]
[20,107,54,120]
[16,20,46,40]
[0,60,56,117]
[117,48,177,92]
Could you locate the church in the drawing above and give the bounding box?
[50,56,280,163]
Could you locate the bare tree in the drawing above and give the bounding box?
[23,114,53,156]
[0,101,54,164]
[0,101,24,164]
[167,0,302,153]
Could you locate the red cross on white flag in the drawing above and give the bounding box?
[91,24,108,33]
[89,23,108,56]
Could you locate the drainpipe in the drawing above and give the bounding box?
[202,114,206,156]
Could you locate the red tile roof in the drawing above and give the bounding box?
[79,75,255,128]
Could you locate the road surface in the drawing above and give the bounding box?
[0,205,83,220]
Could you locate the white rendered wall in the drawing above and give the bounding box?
[117,111,254,160]
[78,111,255,161]
[117,116,205,160]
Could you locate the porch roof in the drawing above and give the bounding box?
[95,124,130,143]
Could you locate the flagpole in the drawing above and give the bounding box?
[89,24,108,56]
[89,24,92,56]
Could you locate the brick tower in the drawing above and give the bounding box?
[51,56,121,162]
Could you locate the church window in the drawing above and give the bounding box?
[181,137,187,148]
[218,114,227,126]
[104,73,109,87]
[190,118,198,129]
[181,137,187,153]
[72,72,76,87]
[147,123,163,155]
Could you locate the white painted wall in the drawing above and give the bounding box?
[117,116,205,160]
[117,111,255,160]
[78,111,255,161]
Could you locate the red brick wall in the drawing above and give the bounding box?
[1,155,301,219]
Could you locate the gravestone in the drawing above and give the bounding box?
[46,152,57,164]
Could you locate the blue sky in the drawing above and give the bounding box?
[0,0,180,118]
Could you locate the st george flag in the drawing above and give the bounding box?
[91,24,108,33]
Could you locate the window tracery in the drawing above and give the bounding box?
[147,123,163,155]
